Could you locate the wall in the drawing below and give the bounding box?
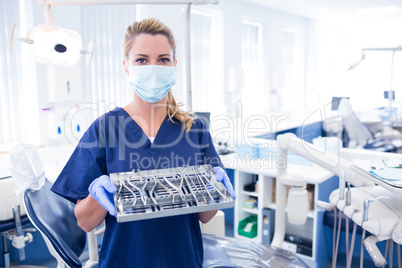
[17,0,312,147]
[216,0,309,115]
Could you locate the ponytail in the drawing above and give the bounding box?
[166,91,194,132]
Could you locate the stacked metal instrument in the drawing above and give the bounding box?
[111,164,234,222]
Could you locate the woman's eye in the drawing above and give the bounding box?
[136,58,147,63]
[160,58,170,63]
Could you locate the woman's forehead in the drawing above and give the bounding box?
[129,33,172,55]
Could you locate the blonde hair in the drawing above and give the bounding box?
[123,18,194,131]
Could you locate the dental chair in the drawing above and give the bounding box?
[0,176,35,268]
[23,179,87,268]
[338,98,396,152]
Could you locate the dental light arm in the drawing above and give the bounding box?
[38,0,219,4]
[271,133,378,248]
[348,46,402,129]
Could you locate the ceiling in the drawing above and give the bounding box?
[238,0,402,21]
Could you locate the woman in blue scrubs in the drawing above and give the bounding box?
[51,18,235,267]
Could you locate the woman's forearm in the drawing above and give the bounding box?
[75,195,108,232]
[198,210,218,224]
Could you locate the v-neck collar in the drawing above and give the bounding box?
[118,107,169,146]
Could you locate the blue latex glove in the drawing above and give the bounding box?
[88,175,117,216]
[213,166,236,200]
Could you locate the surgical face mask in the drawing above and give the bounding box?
[128,65,176,103]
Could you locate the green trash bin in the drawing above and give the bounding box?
[238,215,258,238]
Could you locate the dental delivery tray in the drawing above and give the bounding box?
[111,164,235,223]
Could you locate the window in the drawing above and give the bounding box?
[80,5,137,114]
[280,29,305,110]
[241,20,263,115]
[191,12,211,113]
[190,10,224,115]
[0,0,40,146]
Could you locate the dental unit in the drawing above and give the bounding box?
[272,133,402,267]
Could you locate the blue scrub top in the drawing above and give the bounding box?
[51,107,224,268]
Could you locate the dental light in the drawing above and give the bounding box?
[347,52,365,71]
[10,5,94,67]
[347,46,402,71]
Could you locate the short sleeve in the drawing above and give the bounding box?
[195,119,224,170]
[50,119,107,204]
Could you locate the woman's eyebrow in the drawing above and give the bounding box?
[134,54,149,58]
[158,54,171,57]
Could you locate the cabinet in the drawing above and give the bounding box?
[232,166,335,268]
[234,171,273,243]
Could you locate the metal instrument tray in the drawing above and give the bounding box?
[111,165,234,223]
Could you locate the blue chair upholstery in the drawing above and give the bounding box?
[23,179,86,268]
[0,216,30,234]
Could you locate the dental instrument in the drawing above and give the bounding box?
[200,167,228,201]
[347,211,358,268]
[332,169,346,268]
[362,196,391,267]
[164,174,185,201]
[344,182,357,268]
[345,183,351,206]
[315,200,339,268]
[124,179,139,208]
[111,164,234,223]
[365,235,386,267]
